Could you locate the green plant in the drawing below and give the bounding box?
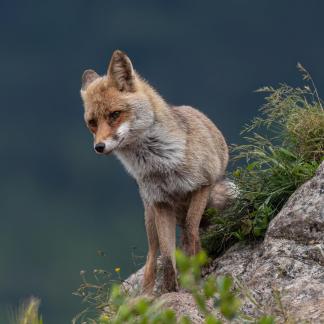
[100,284,177,324]
[72,267,119,324]
[201,64,323,256]
[10,297,43,324]
[72,249,133,324]
[176,250,241,322]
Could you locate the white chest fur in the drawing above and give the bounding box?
[116,125,185,178]
[115,125,195,203]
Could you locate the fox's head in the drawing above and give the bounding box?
[80,50,154,155]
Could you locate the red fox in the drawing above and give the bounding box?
[80,50,232,294]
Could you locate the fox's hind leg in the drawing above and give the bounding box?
[182,185,211,256]
[142,205,159,295]
[154,203,178,292]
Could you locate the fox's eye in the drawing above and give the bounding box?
[109,111,121,121]
[88,119,97,128]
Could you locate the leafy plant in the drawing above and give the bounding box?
[201,64,323,256]
[176,250,241,322]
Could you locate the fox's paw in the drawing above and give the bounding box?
[161,256,178,293]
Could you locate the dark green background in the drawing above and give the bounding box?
[1,1,323,323]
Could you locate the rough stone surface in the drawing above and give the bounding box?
[123,162,324,323]
[158,292,206,323]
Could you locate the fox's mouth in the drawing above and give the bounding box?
[116,136,126,149]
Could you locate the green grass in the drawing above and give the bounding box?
[201,63,323,257]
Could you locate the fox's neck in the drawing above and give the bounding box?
[127,79,184,160]
[137,75,174,121]
[116,123,185,180]
[116,118,185,180]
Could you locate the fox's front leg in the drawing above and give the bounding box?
[154,203,178,292]
[142,205,159,295]
[182,185,211,255]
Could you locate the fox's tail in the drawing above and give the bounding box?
[207,179,238,210]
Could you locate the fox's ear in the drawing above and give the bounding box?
[107,50,135,92]
[81,69,99,90]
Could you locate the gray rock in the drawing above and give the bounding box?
[209,161,324,323]
[266,161,324,243]
[123,162,324,323]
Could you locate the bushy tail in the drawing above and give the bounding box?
[208,179,238,210]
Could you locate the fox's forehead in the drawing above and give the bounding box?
[82,78,128,116]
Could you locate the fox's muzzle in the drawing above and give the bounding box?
[94,137,119,155]
[93,122,130,155]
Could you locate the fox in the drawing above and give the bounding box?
[80,50,232,294]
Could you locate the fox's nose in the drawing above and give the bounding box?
[94,142,105,153]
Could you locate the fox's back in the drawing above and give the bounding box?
[171,105,228,177]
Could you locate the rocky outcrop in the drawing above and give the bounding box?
[206,161,324,322]
[124,162,324,323]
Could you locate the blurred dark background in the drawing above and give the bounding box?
[0,0,323,323]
